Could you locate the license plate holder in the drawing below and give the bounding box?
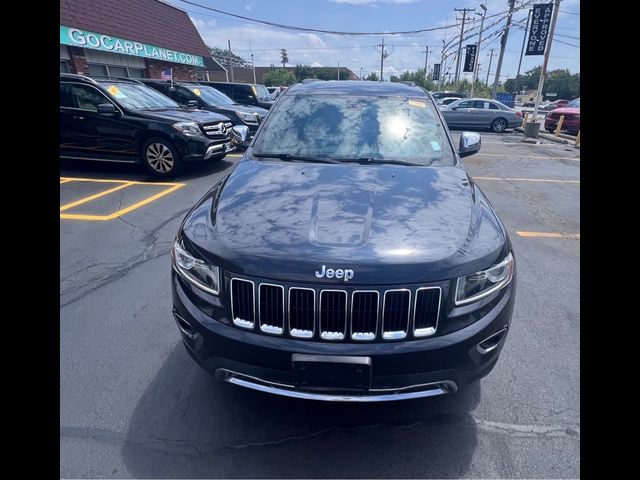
[292,354,372,389]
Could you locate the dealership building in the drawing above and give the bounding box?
[60,0,225,80]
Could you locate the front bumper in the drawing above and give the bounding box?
[179,135,235,162]
[171,271,515,401]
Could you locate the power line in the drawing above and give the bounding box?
[554,38,580,48]
[559,10,580,15]
[178,0,469,36]
[554,33,580,40]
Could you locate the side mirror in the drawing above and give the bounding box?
[450,106,458,110]
[231,125,250,145]
[186,100,198,108]
[97,103,117,115]
[459,132,481,157]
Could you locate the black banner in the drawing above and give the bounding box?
[463,44,477,72]
[526,3,554,55]
[432,63,440,81]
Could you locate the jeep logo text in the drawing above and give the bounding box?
[315,265,354,282]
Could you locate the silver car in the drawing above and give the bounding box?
[441,98,523,133]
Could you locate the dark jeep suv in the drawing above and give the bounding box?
[60,74,235,176]
[139,80,268,147]
[172,81,516,401]
[199,81,275,110]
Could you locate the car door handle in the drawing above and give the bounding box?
[72,115,84,120]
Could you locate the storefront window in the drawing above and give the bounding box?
[88,64,108,77]
[87,64,147,79]
[60,61,70,73]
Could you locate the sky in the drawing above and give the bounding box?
[174,0,579,82]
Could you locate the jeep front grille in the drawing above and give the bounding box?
[228,278,441,342]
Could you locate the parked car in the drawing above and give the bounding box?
[441,98,523,133]
[199,81,275,110]
[140,79,268,148]
[550,99,569,109]
[431,91,467,100]
[60,74,236,176]
[437,97,462,107]
[544,98,580,135]
[171,80,516,401]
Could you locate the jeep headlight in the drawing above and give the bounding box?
[172,121,201,136]
[455,252,514,305]
[172,239,220,295]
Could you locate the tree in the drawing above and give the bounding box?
[503,66,579,99]
[209,46,252,69]
[364,72,379,81]
[293,64,315,83]
[262,68,296,87]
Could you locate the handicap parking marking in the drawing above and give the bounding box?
[60,177,185,221]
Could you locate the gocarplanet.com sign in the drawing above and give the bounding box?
[60,26,204,67]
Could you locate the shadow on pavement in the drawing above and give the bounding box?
[122,342,481,478]
[60,154,239,183]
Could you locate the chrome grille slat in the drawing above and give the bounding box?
[289,287,315,338]
[258,283,284,334]
[350,291,379,341]
[382,289,411,340]
[230,278,255,329]
[320,290,347,340]
[413,287,441,337]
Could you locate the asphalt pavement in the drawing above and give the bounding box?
[60,129,580,478]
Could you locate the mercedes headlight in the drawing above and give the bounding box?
[172,239,220,295]
[237,111,258,123]
[172,121,201,136]
[455,252,514,305]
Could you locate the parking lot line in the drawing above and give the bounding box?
[516,231,580,239]
[474,176,579,184]
[475,153,579,161]
[60,177,185,221]
[60,182,135,212]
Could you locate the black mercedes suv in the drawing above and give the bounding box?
[139,79,268,147]
[60,74,235,176]
[199,81,275,110]
[171,81,516,401]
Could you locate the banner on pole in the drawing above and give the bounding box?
[526,3,554,55]
[432,63,441,81]
[463,44,477,72]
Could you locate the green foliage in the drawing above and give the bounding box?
[209,46,252,69]
[503,66,579,99]
[364,72,379,81]
[293,64,315,82]
[262,68,297,87]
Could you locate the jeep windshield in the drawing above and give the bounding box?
[100,82,181,110]
[251,94,456,167]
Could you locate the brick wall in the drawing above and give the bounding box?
[69,47,88,75]
[146,60,202,80]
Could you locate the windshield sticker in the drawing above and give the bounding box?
[106,85,126,98]
[430,141,442,152]
[193,88,201,96]
[408,99,426,108]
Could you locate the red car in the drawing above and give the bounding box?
[550,99,569,109]
[544,98,580,135]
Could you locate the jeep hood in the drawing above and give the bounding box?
[181,158,508,284]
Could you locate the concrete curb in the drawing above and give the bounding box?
[515,127,570,144]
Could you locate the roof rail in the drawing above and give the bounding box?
[60,73,100,85]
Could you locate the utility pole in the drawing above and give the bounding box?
[227,40,234,82]
[359,67,363,80]
[379,37,386,81]
[422,45,429,81]
[486,48,495,85]
[491,0,515,98]
[532,0,561,120]
[439,40,446,88]
[337,61,340,80]
[515,8,532,95]
[251,53,256,84]
[280,48,288,68]
[454,8,474,84]
[470,3,487,98]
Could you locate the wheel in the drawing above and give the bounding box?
[490,118,508,133]
[141,137,182,177]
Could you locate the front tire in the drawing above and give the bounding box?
[491,118,508,133]
[141,138,182,177]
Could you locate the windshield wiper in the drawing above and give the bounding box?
[252,153,341,164]
[336,157,425,167]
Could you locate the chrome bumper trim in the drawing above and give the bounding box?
[216,368,458,402]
